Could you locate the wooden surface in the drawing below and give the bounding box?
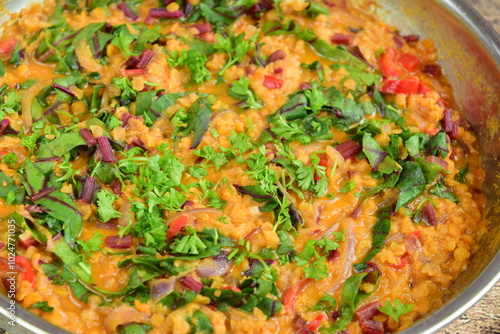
[0,1,498,334]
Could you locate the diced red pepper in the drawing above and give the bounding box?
[308,314,325,332]
[0,39,18,57]
[122,68,146,77]
[381,78,430,95]
[166,214,188,239]
[389,253,409,269]
[219,286,242,293]
[314,153,328,181]
[263,75,283,89]
[378,47,401,77]
[284,278,313,316]
[15,255,35,284]
[398,53,420,72]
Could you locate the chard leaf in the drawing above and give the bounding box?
[395,162,427,211]
[179,36,216,55]
[35,189,82,244]
[135,91,183,124]
[428,132,449,158]
[36,132,86,160]
[176,97,213,149]
[53,239,92,285]
[430,180,459,203]
[331,270,380,331]
[353,207,391,272]
[297,29,367,69]
[362,133,401,174]
[0,171,25,204]
[272,92,308,121]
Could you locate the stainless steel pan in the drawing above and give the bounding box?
[0,0,499,333]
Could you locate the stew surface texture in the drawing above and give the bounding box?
[0,0,487,333]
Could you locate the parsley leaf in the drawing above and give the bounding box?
[214,33,255,76]
[378,299,414,322]
[229,77,263,109]
[29,301,54,313]
[76,231,104,253]
[168,49,212,84]
[96,189,122,223]
[187,310,214,334]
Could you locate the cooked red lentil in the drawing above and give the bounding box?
[0,0,487,333]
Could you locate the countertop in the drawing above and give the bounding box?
[0,1,499,334]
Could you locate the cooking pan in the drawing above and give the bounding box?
[0,0,499,333]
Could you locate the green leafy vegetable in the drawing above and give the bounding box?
[229,77,263,109]
[378,299,414,322]
[29,301,54,313]
[96,189,122,223]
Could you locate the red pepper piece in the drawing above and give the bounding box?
[15,255,35,284]
[166,215,189,239]
[398,53,420,72]
[0,39,18,56]
[263,75,283,89]
[379,47,401,77]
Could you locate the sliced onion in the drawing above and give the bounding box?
[21,82,44,131]
[405,233,428,263]
[266,50,286,65]
[326,145,346,165]
[422,203,438,226]
[196,252,231,278]
[104,306,147,334]
[150,277,176,302]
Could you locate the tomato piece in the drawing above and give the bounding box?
[263,75,283,89]
[15,255,35,284]
[122,68,146,77]
[308,314,325,332]
[219,286,242,293]
[0,39,18,57]
[378,47,401,77]
[314,153,328,181]
[380,78,421,95]
[398,53,420,72]
[284,278,313,316]
[166,214,188,239]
